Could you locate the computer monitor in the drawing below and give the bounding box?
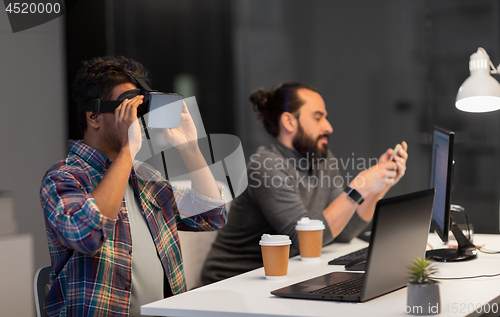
[426,126,477,262]
[429,126,454,243]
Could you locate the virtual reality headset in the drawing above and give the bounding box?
[78,72,184,129]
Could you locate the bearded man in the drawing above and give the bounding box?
[201,82,408,285]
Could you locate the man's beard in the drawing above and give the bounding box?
[292,123,329,160]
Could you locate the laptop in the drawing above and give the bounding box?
[271,188,435,302]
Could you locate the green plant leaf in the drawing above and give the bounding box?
[408,257,439,284]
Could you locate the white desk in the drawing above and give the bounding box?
[142,234,500,317]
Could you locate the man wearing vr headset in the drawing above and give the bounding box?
[39,56,227,317]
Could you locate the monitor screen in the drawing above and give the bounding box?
[430,126,454,243]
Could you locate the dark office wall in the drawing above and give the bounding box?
[232,0,500,234]
[65,0,234,140]
[65,0,500,233]
[65,1,107,140]
[232,0,427,195]
[424,0,500,234]
[0,12,66,311]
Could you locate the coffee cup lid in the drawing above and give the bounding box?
[259,234,292,246]
[295,217,325,231]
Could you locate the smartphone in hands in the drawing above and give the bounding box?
[389,144,403,162]
[388,144,403,172]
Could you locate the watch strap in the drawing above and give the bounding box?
[344,186,364,205]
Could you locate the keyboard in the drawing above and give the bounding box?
[310,275,364,296]
[328,247,369,265]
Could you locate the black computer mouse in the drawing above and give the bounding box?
[344,258,367,271]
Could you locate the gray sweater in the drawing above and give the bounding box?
[201,141,368,285]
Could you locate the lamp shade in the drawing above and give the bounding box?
[455,48,500,113]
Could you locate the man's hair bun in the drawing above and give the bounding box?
[249,88,270,114]
[248,82,319,137]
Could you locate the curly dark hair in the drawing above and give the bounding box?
[249,82,319,137]
[73,56,151,134]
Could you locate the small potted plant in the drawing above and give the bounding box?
[407,257,440,315]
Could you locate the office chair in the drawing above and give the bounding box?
[172,180,231,290]
[34,266,51,317]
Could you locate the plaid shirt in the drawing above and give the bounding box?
[40,140,227,317]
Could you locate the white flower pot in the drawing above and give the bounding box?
[407,283,440,315]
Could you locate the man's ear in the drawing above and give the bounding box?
[280,112,298,134]
[87,112,101,130]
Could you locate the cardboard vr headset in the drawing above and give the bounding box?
[78,73,183,129]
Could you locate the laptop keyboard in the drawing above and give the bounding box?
[328,247,369,265]
[310,275,364,296]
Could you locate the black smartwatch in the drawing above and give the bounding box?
[344,186,364,205]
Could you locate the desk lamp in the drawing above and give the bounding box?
[456,47,500,113]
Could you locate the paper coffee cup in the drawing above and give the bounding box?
[296,217,325,261]
[259,234,291,280]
